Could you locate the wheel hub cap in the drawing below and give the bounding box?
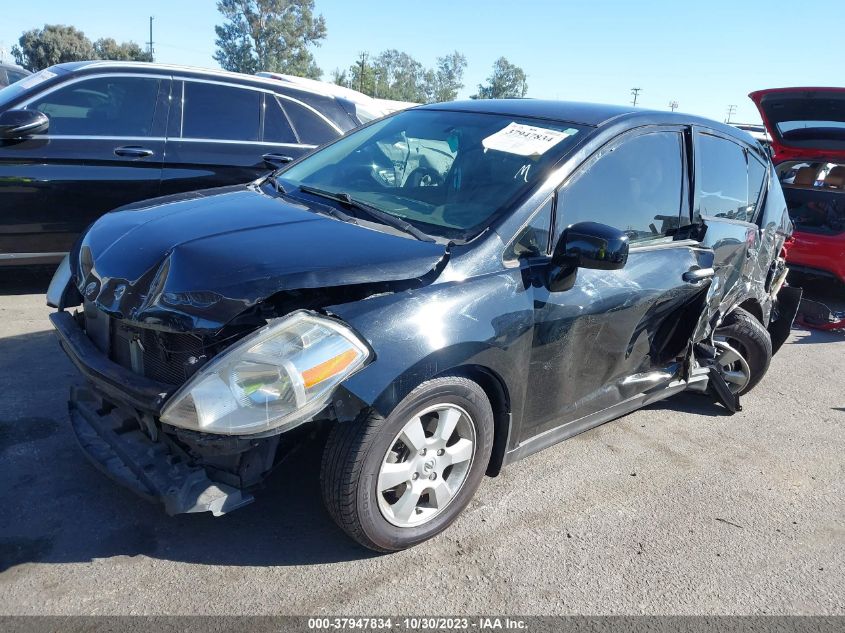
[377,404,476,528]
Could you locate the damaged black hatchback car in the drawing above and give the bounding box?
[47,100,800,551]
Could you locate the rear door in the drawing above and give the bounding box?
[692,128,768,314]
[159,79,316,196]
[522,127,715,439]
[0,73,168,259]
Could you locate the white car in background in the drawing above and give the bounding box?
[256,71,417,123]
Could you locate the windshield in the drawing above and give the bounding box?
[278,109,586,240]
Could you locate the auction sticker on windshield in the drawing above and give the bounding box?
[482,122,578,157]
[17,69,57,90]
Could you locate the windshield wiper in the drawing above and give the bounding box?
[298,184,435,242]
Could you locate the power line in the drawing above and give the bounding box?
[631,87,642,107]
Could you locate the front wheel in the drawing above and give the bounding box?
[714,307,773,395]
[320,376,494,552]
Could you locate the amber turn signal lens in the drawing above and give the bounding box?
[302,348,359,388]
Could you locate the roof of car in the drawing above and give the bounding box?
[54,60,338,98]
[420,99,639,126]
[420,99,755,142]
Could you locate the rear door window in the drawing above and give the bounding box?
[28,76,160,136]
[182,81,260,141]
[281,98,338,146]
[263,94,297,144]
[695,132,752,222]
[557,131,684,243]
[747,154,768,221]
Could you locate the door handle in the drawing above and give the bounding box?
[263,153,294,167]
[114,145,154,158]
[682,267,715,283]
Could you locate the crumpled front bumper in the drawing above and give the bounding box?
[51,310,254,516]
[70,386,253,516]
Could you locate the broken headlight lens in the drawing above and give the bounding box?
[160,311,370,435]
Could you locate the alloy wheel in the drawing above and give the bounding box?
[377,404,476,528]
[713,338,752,394]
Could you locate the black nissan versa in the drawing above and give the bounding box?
[0,61,364,266]
[47,99,801,551]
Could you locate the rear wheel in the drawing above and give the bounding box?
[320,376,494,552]
[713,307,772,395]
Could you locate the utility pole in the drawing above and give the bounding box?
[357,52,368,94]
[669,100,678,112]
[147,16,155,62]
[725,104,737,124]
[631,87,642,107]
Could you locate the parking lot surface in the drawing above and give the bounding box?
[0,269,843,615]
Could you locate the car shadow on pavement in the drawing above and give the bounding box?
[0,266,56,296]
[0,329,379,573]
[644,392,735,417]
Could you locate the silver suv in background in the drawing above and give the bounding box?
[0,62,30,87]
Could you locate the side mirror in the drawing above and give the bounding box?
[0,109,49,139]
[548,221,629,292]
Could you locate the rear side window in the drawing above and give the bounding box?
[6,70,28,84]
[29,76,160,136]
[182,82,260,141]
[747,155,768,220]
[281,98,338,145]
[263,95,297,144]
[557,131,684,244]
[695,133,752,222]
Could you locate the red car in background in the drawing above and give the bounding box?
[750,87,845,287]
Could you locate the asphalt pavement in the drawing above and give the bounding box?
[0,268,842,615]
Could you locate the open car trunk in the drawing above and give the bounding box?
[749,87,845,163]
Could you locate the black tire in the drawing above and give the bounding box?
[320,376,494,552]
[716,307,772,395]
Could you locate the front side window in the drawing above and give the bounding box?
[29,76,160,136]
[504,198,553,261]
[556,131,684,243]
[695,132,751,222]
[182,82,260,141]
[278,110,585,240]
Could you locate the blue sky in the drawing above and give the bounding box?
[0,0,834,124]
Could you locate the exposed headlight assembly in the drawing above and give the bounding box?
[161,311,370,435]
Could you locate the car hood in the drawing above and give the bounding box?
[75,184,448,333]
[749,87,845,162]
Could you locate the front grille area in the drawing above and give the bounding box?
[110,322,207,385]
[83,300,210,386]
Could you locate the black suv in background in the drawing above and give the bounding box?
[0,62,366,266]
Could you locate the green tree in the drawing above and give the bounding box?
[213,0,327,78]
[472,57,528,99]
[12,25,152,71]
[335,49,467,104]
[370,49,428,102]
[93,38,152,62]
[428,51,467,103]
[13,25,96,71]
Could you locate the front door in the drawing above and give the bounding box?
[523,127,714,438]
[0,74,168,258]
